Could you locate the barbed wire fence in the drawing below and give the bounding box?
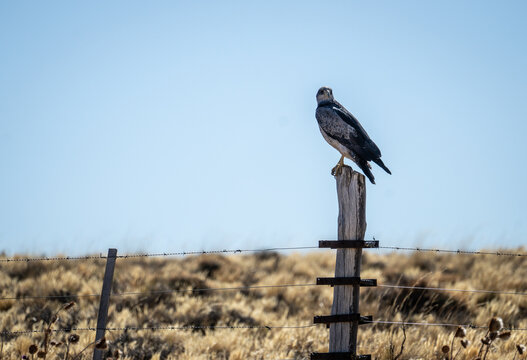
[1,242,527,358]
[2,244,527,262]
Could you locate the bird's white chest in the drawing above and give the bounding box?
[319,127,357,162]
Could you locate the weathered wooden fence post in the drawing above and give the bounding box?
[93,248,117,360]
[312,166,378,360]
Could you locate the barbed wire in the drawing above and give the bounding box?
[3,319,527,337]
[0,246,320,263]
[116,246,320,259]
[111,283,318,297]
[377,246,527,257]
[3,281,527,302]
[0,254,109,263]
[365,320,527,331]
[1,243,526,263]
[0,292,99,301]
[0,324,317,336]
[367,320,485,329]
[378,284,527,297]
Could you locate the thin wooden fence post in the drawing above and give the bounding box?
[312,166,377,360]
[93,248,117,360]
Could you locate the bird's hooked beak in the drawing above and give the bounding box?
[316,87,334,104]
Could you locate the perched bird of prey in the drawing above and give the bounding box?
[315,86,391,184]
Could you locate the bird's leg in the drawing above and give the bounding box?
[331,156,345,176]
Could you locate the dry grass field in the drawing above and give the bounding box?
[1,249,527,359]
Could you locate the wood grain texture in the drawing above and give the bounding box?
[329,166,366,354]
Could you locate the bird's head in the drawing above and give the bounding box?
[316,86,334,104]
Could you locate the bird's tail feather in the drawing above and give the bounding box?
[359,161,376,184]
[373,158,391,175]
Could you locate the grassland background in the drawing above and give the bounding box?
[1,249,526,359]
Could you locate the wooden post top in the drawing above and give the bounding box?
[335,166,366,242]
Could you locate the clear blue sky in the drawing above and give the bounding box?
[1,1,526,255]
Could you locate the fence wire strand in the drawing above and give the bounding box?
[1,243,526,263]
[0,324,317,336]
[3,320,527,337]
[377,246,527,257]
[3,281,527,302]
[0,246,319,263]
[365,320,527,331]
[0,283,318,301]
[378,284,527,297]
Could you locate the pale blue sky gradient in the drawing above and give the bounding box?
[1,1,526,255]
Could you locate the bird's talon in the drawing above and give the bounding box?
[331,156,345,176]
[331,164,343,176]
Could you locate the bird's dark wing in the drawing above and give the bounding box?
[331,103,382,160]
[316,102,381,161]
